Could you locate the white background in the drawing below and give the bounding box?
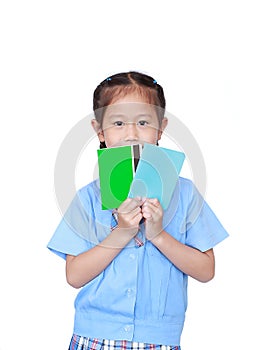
[0,1,260,349]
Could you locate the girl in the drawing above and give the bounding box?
[48,71,228,350]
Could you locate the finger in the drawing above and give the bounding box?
[134,212,143,223]
[130,206,143,218]
[126,211,143,228]
[118,197,143,213]
[146,198,161,208]
[141,204,153,219]
[119,205,142,223]
[142,201,162,219]
[142,210,152,219]
[142,201,158,213]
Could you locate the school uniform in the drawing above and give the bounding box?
[48,177,228,348]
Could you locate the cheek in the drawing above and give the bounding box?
[141,128,159,141]
[102,130,123,147]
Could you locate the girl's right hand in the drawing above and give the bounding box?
[117,197,144,236]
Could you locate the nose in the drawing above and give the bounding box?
[124,122,138,141]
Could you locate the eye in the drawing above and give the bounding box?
[137,120,149,126]
[114,121,125,127]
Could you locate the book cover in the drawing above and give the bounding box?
[97,144,142,210]
[129,143,185,209]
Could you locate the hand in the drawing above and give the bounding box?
[117,197,144,236]
[142,198,163,241]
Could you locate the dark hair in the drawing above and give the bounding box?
[93,71,166,148]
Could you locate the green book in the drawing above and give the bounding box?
[97,144,142,210]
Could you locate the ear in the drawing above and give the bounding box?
[157,117,168,141]
[91,119,105,143]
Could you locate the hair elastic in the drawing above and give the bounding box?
[106,77,112,81]
[153,79,157,84]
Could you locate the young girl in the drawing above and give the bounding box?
[48,71,229,350]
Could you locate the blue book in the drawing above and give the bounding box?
[129,143,185,209]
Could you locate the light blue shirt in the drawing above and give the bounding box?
[47,177,228,346]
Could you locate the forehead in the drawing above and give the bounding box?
[104,94,158,118]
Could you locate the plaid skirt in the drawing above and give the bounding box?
[68,335,181,350]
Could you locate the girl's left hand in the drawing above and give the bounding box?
[142,198,163,241]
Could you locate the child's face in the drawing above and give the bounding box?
[92,93,168,148]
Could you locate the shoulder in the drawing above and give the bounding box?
[178,176,193,189]
[70,179,101,215]
[166,177,202,219]
[177,176,196,200]
[77,179,100,200]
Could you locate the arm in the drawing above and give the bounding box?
[151,232,215,282]
[142,199,215,283]
[66,197,144,289]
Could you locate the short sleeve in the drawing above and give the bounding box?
[47,188,99,260]
[184,182,229,252]
[47,218,91,260]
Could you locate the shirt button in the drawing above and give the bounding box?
[129,253,136,260]
[126,288,133,297]
[124,325,132,332]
